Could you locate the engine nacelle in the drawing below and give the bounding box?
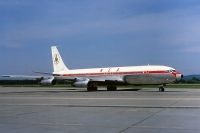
[40,76,56,85]
[72,78,89,87]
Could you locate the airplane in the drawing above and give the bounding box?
[0,75,44,84]
[0,75,43,80]
[42,46,183,92]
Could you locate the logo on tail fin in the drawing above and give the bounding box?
[54,54,59,64]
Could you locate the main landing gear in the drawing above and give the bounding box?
[87,83,97,91]
[87,84,117,91]
[107,85,117,91]
[87,86,97,91]
[159,84,166,92]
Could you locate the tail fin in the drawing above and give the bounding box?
[51,46,69,73]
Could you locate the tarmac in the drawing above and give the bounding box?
[0,86,200,133]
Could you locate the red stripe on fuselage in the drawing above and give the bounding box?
[58,70,175,77]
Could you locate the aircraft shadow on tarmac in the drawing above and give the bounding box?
[95,88,141,91]
[0,88,186,94]
[37,88,142,92]
[40,88,187,92]
[138,89,187,92]
[0,89,140,94]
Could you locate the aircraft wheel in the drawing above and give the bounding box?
[159,87,165,92]
[87,82,98,91]
[87,87,97,91]
[107,85,117,91]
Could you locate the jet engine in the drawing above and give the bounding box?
[40,76,56,85]
[72,78,89,87]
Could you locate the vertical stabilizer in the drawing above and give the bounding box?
[51,46,69,73]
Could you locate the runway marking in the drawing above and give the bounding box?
[119,107,164,133]
[134,125,200,130]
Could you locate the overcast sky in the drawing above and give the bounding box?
[0,0,200,75]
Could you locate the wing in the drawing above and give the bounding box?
[54,75,125,87]
[0,75,43,81]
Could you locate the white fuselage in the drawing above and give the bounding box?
[53,65,182,85]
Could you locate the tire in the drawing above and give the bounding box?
[87,82,98,91]
[87,87,96,91]
[107,85,117,91]
[159,87,165,92]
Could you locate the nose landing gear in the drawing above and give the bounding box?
[159,86,165,92]
[159,84,166,92]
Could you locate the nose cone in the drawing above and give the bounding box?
[176,73,183,81]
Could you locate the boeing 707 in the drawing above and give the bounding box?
[46,46,183,92]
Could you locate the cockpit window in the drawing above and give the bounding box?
[167,69,176,73]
